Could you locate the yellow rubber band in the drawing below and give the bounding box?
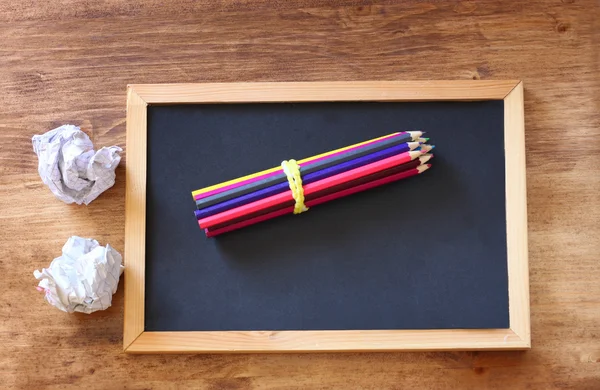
[281,159,308,214]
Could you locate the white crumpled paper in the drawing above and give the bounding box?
[34,236,124,314]
[32,124,122,205]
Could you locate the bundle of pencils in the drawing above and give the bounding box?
[192,132,433,237]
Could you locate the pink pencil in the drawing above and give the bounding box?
[205,164,431,237]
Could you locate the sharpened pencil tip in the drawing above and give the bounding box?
[408,131,424,141]
[417,164,432,173]
[419,154,433,164]
[409,150,425,160]
[416,144,434,153]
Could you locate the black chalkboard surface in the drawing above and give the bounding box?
[144,101,508,332]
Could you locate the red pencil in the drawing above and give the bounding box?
[198,150,423,229]
[205,164,431,237]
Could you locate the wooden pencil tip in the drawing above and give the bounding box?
[417,164,432,173]
[417,144,435,153]
[419,154,433,164]
[408,131,424,140]
[409,150,423,159]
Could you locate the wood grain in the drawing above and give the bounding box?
[123,88,147,350]
[128,329,528,354]
[131,80,518,103]
[504,82,531,345]
[1,0,599,388]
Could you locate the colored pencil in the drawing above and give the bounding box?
[205,164,431,237]
[192,131,424,200]
[198,150,423,229]
[206,154,433,231]
[195,141,422,217]
[195,139,421,210]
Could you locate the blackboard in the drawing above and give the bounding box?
[144,100,509,332]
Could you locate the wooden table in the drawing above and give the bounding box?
[1,1,598,388]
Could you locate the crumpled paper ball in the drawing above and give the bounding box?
[34,236,124,314]
[32,124,122,205]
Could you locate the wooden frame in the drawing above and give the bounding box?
[124,81,529,353]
